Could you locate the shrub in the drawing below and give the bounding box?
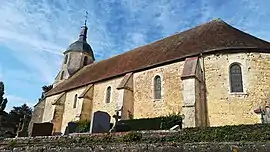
[160,112,183,130]
[72,120,90,133]
[119,117,162,131]
[119,112,183,131]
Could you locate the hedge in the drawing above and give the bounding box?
[70,113,183,133]
[119,113,183,131]
[75,124,270,144]
[3,124,270,149]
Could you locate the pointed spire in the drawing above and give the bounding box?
[79,11,88,42]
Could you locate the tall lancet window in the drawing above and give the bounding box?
[83,56,88,66]
[154,75,162,99]
[105,86,111,103]
[64,55,68,64]
[230,63,243,92]
[60,71,64,80]
[73,94,78,108]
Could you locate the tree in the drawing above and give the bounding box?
[0,81,8,113]
[42,85,53,93]
[8,104,33,133]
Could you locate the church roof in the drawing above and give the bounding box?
[46,19,270,96]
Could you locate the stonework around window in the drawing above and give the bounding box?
[105,86,111,103]
[229,63,243,93]
[73,94,78,108]
[154,75,162,99]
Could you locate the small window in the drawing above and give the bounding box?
[83,56,88,66]
[105,86,111,103]
[60,71,64,80]
[154,75,162,99]
[230,63,243,92]
[64,55,68,64]
[73,94,78,108]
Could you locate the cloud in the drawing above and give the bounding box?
[4,94,34,112]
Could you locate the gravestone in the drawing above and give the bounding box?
[90,111,111,134]
[110,110,122,132]
[64,122,77,135]
[264,106,270,123]
[31,122,53,137]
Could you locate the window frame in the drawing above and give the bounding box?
[229,63,244,93]
[83,56,88,66]
[73,94,78,108]
[105,86,112,104]
[153,75,162,100]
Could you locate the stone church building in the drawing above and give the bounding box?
[30,19,270,134]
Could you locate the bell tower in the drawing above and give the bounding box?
[54,12,95,87]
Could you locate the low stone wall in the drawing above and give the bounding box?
[1,141,270,152]
[0,131,270,152]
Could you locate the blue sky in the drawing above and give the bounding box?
[0,0,269,112]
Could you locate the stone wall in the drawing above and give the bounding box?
[2,142,270,152]
[1,133,270,152]
[61,87,86,133]
[28,100,45,136]
[204,52,270,126]
[91,77,124,123]
[133,61,184,118]
[42,96,58,123]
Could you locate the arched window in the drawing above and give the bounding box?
[154,75,162,99]
[64,55,68,64]
[83,56,88,66]
[105,86,111,103]
[230,63,243,92]
[73,94,78,108]
[60,71,64,80]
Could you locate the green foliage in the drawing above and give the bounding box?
[8,104,33,133]
[0,81,8,112]
[119,112,183,131]
[73,120,90,133]
[120,117,162,131]
[160,112,183,130]
[6,140,17,150]
[121,132,143,142]
[42,85,53,93]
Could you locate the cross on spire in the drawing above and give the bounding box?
[84,11,88,26]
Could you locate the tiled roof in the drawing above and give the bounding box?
[46,19,270,96]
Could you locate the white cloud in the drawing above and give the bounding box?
[4,94,34,112]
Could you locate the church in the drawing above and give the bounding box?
[30,19,270,134]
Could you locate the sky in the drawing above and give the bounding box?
[0,0,269,112]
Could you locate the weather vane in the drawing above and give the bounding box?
[84,11,88,26]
